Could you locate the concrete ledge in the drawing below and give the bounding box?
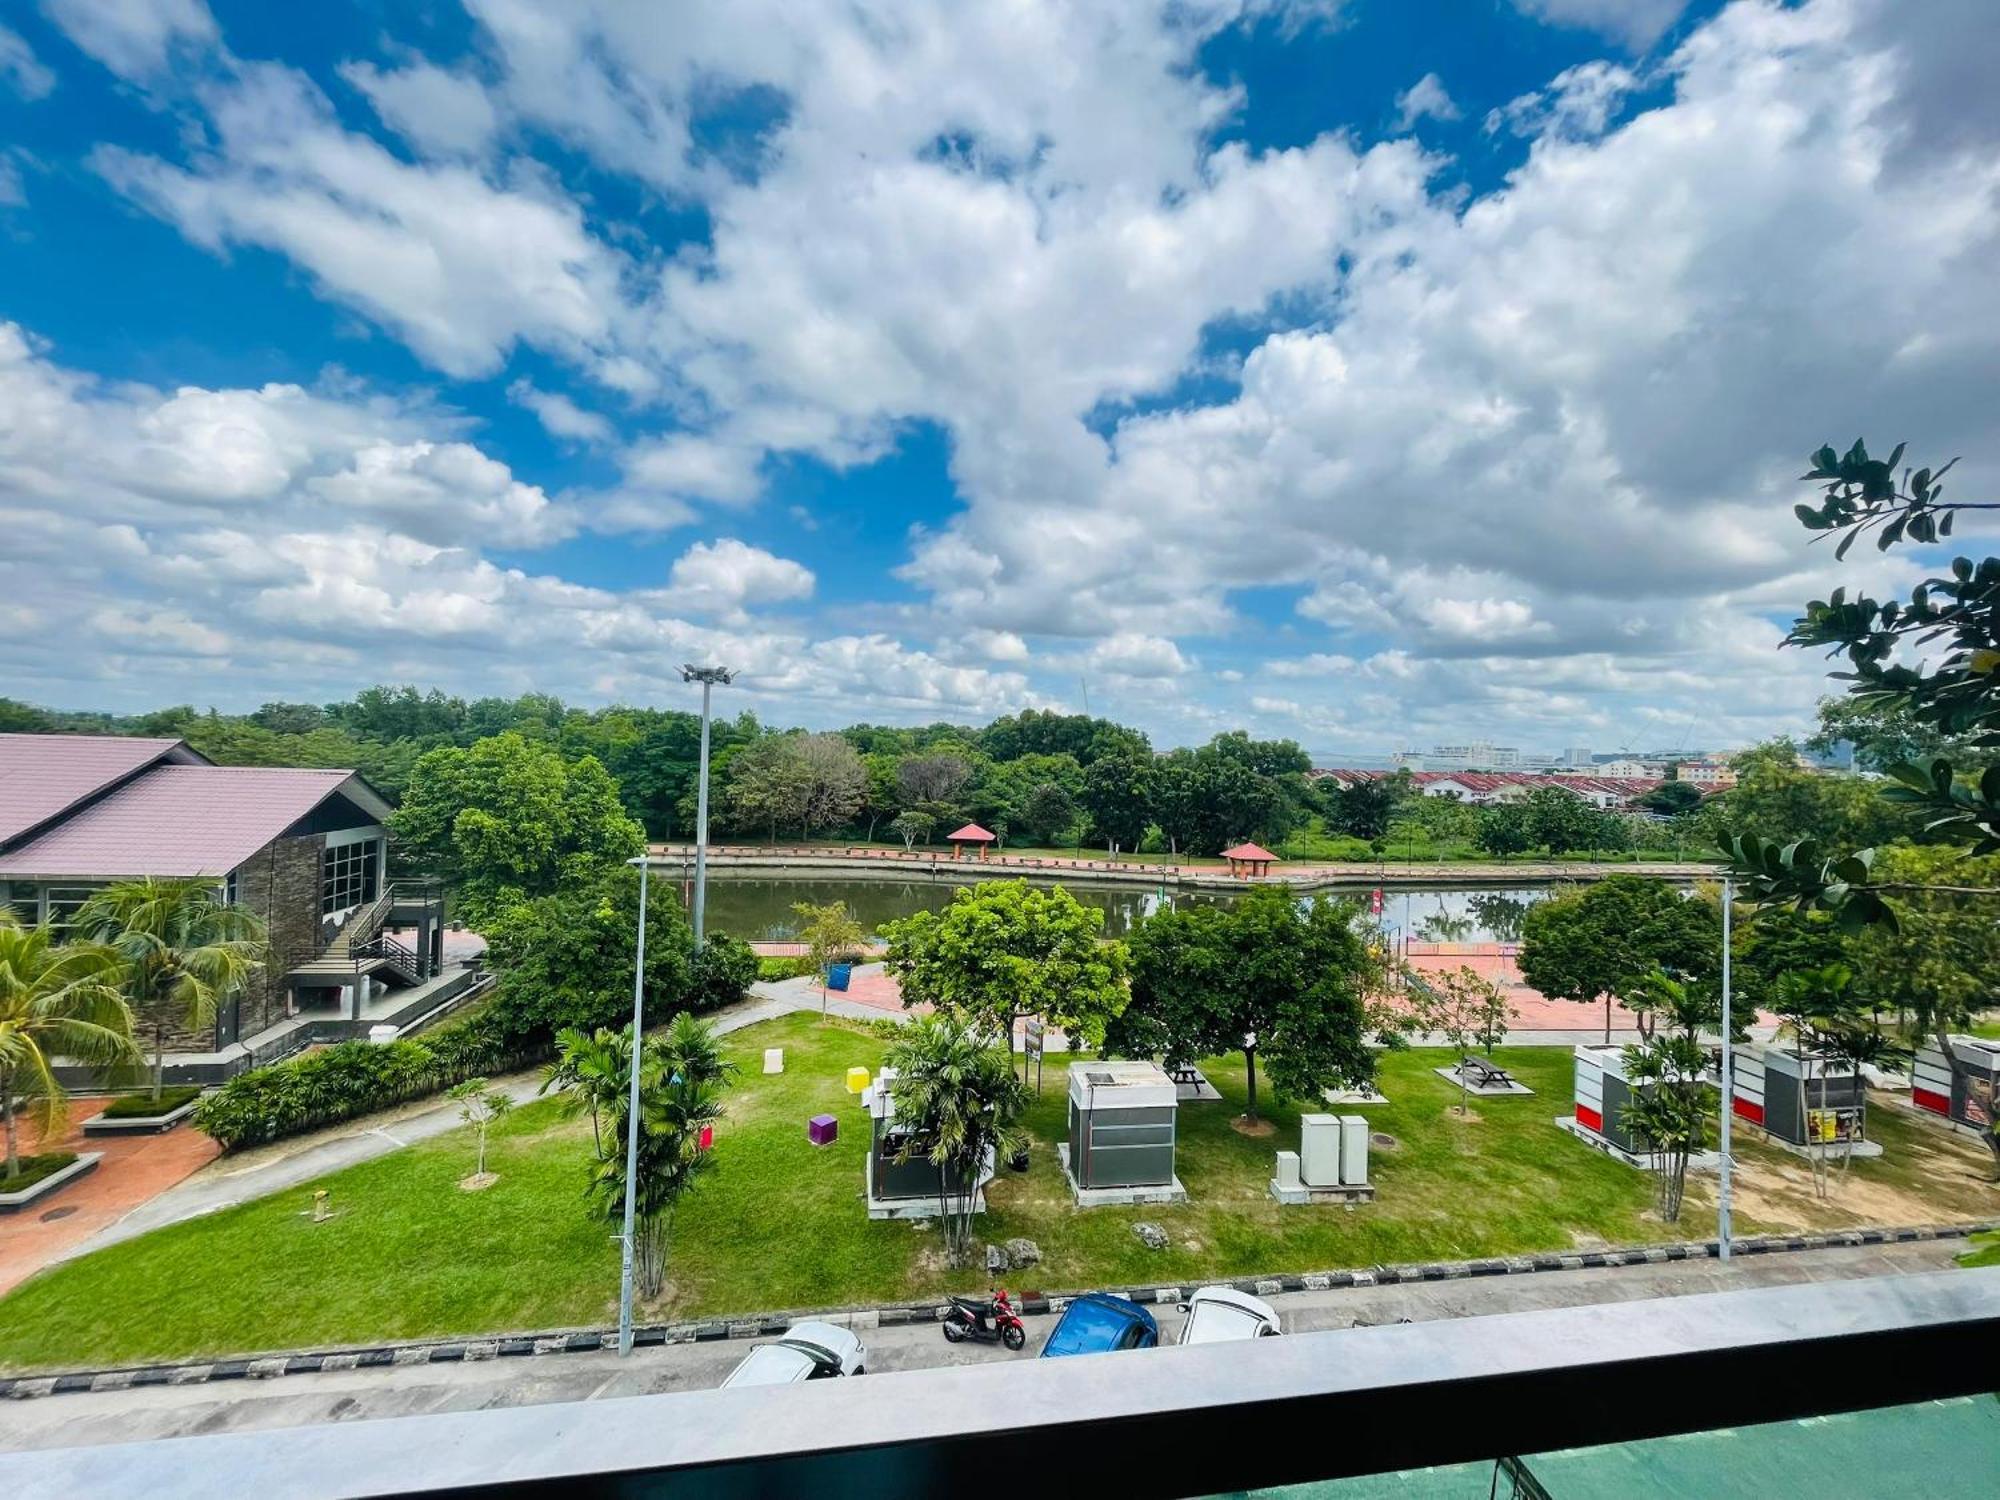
[3,1216,1993,1400]
[1056,1142,1187,1207]
[1554,1116,1722,1173]
[1759,1135,1886,1162]
[83,1099,200,1136]
[0,1152,102,1215]
[1431,1066,1535,1097]
[1270,1178,1375,1205]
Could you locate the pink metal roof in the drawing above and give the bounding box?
[0,765,367,878]
[1221,841,1278,862]
[0,734,186,846]
[946,822,996,842]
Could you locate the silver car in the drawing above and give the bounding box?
[720,1320,869,1387]
[1177,1286,1282,1344]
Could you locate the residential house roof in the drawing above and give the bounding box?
[0,733,193,846]
[1315,769,1668,802]
[0,748,393,879]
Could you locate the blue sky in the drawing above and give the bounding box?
[1,0,1994,756]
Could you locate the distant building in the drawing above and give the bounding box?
[1418,742,1523,771]
[1676,759,1738,789]
[1595,758,1655,779]
[1321,769,1663,809]
[1561,747,1594,768]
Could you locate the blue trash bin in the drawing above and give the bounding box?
[826,962,853,992]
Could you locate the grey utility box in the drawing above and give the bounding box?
[868,1066,982,1211]
[1066,1061,1178,1191]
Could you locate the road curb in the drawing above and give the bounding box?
[5,1219,1992,1400]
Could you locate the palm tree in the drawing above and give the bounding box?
[74,878,266,1103]
[0,918,140,1176]
[541,1026,628,1154]
[884,1013,1029,1266]
[586,1013,731,1299]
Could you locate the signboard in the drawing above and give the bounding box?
[1805,1107,1863,1143]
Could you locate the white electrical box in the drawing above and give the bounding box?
[1300,1113,1342,1187]
[1274,1151,1302,1191]
[1339,1115,1369,1186]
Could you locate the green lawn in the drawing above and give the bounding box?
[0,1016,1990,1374]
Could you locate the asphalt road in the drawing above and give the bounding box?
[0,1238,1964,1455]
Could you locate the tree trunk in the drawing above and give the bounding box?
[1244,1046,1259,1121]
[635,1214,666,1298]
[153,1020,167,1104]
[1602,993,1612,1047]
[1,1080,17,1177]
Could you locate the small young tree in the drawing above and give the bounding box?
[889,810,934,852]
[1770,962,1885,1197]
[885,1013,1029,1266]
[540,1025,627,1153]
[1618,970,1721,1223]
[1408,966,1513,1115]
[791,900,869,1018]
[447,1077,513,1183]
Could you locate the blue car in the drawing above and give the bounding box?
[1039,1293,1160,1358]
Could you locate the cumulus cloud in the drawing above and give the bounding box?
[341,60,500,158]
[654,538,815,624]
[1485,60,1638,139]
[1510,0,1689,50]
[1394,72,1459,130]
[507,380,613,446]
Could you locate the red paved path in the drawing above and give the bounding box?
[0,1099,221,1295]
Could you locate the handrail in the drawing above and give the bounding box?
[3,1268,1994,1498]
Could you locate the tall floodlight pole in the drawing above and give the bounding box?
[1718,877,1734,1263]
[682,665,736,946]
[617,853,651,1355]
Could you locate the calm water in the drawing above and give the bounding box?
[687,874,1548,944]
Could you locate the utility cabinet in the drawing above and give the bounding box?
[1066,1061,1178,1190]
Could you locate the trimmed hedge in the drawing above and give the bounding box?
[0,1152,79,1195]
[191,1005,544,1152]
[98,1086,203,1120]
[190,937,759,1152]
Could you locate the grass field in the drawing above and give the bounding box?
[0,1015,1992,1373]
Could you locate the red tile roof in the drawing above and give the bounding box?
[1318,769,1664,800]
[0,765,371,878]
[946,822,996,842]
[0,734,186,846]
[1221,842,1279,863]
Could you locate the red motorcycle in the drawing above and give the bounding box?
[942,1287,1027,1351]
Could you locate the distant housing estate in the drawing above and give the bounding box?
[0,733,463,1077]
[1312,768,1672,809]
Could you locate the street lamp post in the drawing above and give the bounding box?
[1718,877,1734,1263]
[681,665,736,946]
[616,853,650,1356]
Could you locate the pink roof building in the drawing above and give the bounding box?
[946,822,996,860]
[1221,841,1279,878]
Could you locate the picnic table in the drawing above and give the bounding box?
[1458,1055,1516,1089]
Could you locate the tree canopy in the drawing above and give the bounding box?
[1517,876,1718,1043]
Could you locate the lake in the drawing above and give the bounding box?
[686,873,1551,944]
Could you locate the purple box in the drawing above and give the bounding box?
[807,1113,839,1147]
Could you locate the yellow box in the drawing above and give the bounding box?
[846,1066,871,1095]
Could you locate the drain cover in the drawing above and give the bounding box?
[1370,1133,1399,1149]
[39,1205,78,1222]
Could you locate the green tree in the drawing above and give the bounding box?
[1768,962,1883,1197]
[884,1013,1029,1266]
[1521,787,1604,853]
[889,810,934,851]
[1409,966,1513,1114]
[480,867,693,1044]
[1640,781,1704,816]
[446,1077,513,1182]
[74,879,265,1102]
[1617,970,1720,1223]
[1475,803,1534,857]
[0,920,139,1175]
[792,900,868,1018]
[881,880,1127,1076]
[1018,781,1080,845]
[391,733,643,923]
[1517,876,1718,1044]
[587,1013,731,1299]
[540,1025,626,1155]
[1107,887,1378,1121]
[1081,750,1154,853]
[1321,773,1407,840]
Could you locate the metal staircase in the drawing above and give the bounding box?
[285,885,429,988]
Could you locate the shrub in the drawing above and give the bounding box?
[757,954,811,981]
[0,1152,79,1194]
[191,1005,548,1152]
[98,1086,202,1120]
[689,934,758,1010]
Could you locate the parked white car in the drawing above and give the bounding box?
[1177,1286,1282,1344]
[721,1321,868,1387]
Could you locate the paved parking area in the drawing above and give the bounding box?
[0,1238,1964,1455]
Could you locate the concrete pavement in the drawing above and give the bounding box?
[0,1238,1965,1454]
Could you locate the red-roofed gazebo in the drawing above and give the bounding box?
[1221,841,1278,879]
[947,822,997,861]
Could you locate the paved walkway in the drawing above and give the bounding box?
[0,1100,221,1297]
[0,1238,1966,1455]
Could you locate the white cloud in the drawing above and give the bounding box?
[1394,72,1459,130]
[341,60,500,158]
[621,434,765,506]
[42,0,216,81]
[1090,632,1190,679]
[507,380,613,446]
[305,440,571,548]
[0,24,55,99]
[1486,60,1638,140]
[653,537,814,624]
[1509,0,1689,50]
[0,155,23,208]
